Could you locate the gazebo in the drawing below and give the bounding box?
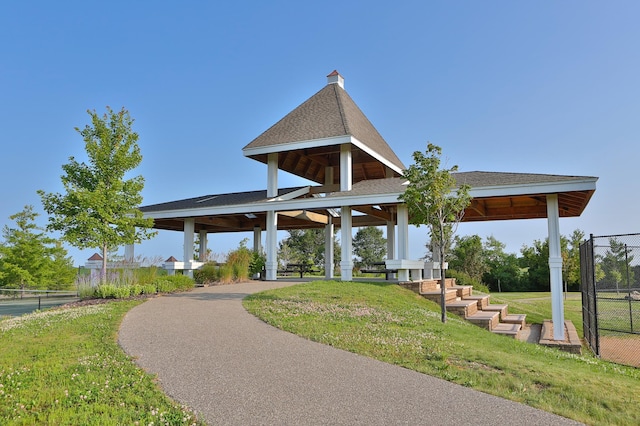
[137,71,597,340]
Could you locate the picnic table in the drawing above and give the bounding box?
[360,261,398,280]
[283,263,319,278]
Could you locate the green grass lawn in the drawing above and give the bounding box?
[244,282,640,426]
[0,301,204,425]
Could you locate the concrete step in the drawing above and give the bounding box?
[451,285,473,298]
[445,299,478,317]
[466,311,500,331]
[503,313,526,328]
[482,304,508,320]
[463,294,490,310]
[420,289,458,305]
[492,323,521,338]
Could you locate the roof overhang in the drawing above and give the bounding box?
[243,135,404,184]
[141,174,597,234]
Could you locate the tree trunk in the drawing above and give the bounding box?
[101,244,108,284]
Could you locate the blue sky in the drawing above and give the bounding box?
[1,1,638,265]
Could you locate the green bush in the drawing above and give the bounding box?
[113,286,131,299]
[194,262,220,284]
[249,251,266,277]
[142,283,157,295]
[130,284,143,296]
[218,264,234,284]
[153,275,194,293]
[227,246,251,281]
[96,284,118,299]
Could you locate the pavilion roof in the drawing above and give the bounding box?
[242,71,405,183]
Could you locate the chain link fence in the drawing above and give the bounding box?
[580,233,640,367]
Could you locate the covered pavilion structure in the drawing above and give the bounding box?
[138,71,597,340]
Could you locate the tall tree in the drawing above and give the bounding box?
[38,107,155,281]
[0,205,75,290]
[400,143,471,323]
[278,229,340,269]
[482,235,522,292]
[598,237,634,293]
[353,226,386,268]
[449,234,487,283]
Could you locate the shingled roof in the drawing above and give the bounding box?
[242,71,405,184]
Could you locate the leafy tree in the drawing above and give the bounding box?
[564,229,585,291]
[278,229,340,269]
[598,237,634,293]
[482,235,523,292]
[449,234,487,283]
[38,107,155,281]
[400,143,471,322]
[0,205,75,290]
[353,226,386,267]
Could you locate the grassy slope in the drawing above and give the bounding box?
[244,281,640,426]
[0,301,204,425]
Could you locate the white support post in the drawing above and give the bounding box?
[386,207,396,279]
[183,218,195,278]
[340,144,352,192]
[386,208,396,260]
[397,204,409,260]
[124,244,135,264]
[325,217,334,279]
[265,211,278,281]
[267,153,278,198]
[340,206,353,281]
[253,226,262,253]
[547,194,565,340]
[198,230,208,262]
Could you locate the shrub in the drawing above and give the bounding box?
[130,284,144,296]
[142,284,157,295]
[112,286,131,299]
[153,275,194,293]
[227,246,251,281]
[96,284,118,299]
[218,264,234,284]
[249,251,266,277]
[194,262,220,284]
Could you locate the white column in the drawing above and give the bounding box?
[386,208,396,260]
[340,144,352,192]
[183,218,195,278]
[340,206,353,281]
[198,230,208,262]
[325,216,334,279]
[265,210,278,281]
[124,244,135,263]
[253,226,262,253]
[267,153,278,198]
[547,194,565,340]
[397,204,409,260]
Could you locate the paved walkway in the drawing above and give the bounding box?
[118,282,581,425]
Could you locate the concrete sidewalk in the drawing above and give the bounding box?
[118,282,580,425]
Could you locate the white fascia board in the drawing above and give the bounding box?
[242,136,353,157]
[350,137,404,176]
[468,177,597,199]
[143,192,403,220]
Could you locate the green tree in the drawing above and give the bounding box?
[449,234,487,283]
[564,229,585,291]
[278,229,340,269]
[353,226,387,268]
[400,143,471,323]
[0,205,75,290]
[482,235,523,292]
[38,107,155,281]
[598,238,634,293]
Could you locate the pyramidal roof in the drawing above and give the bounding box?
[243,71,405,182]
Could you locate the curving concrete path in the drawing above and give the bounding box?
[118,282,581,425]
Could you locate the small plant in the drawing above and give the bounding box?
[249,251,266,278]
[194,262,221,284]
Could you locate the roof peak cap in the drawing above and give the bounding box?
[327,70,344,88]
